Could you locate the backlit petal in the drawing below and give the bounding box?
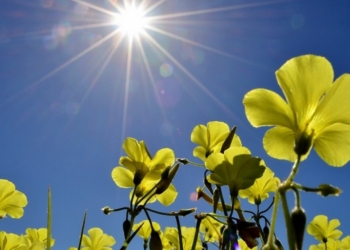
[156,183,177,206]
[193,146,206,162]
[263,127,298,162]
[123,137,142,162]
[276,55,333,124]
[243,89,294,128]
[314,123,350,166]
[151,148,175,171]
[111,167,134,188]
[191,124,208,146]
[312,74,350,131]
[207,121,230,147]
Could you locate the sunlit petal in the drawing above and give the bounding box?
[243,88,294,128]
[263,127,298,162]
[111,167,134,188]
[123,137,142,162]
[276,55,333,123]
[312,74,350,130]
[314,123,350,167]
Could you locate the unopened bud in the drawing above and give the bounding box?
[290,206,306,250]
[123,219,131,239]
[149,231,162,250]
[156,163,180,195]
[101,206,111,215]
[220,126,237,153]
[318,184,342,197]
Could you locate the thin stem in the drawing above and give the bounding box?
[280,190,295,250]
[143,208,155,232]
[264,192,280,248]
[177,158,204,167]
[122,213,136,250]
[217,186,228,216]
[291,186,301,208]
[191,215,202,250]
[175,215,184,250]
[284,155,302,186]
[259,197,275,215]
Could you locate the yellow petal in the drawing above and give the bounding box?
[119,157,136,173]
[263,127,298,162]
[312,74,350,131]
[243,89,294,128]
[111,167,134,188]
[156,183,177,206]
[123,137,142,162]
[151,148,175,171]
[193,146,206,162]
[191,124,208,146]
[276,55,333,123]
[314,123,350,167]
[207,121,230,147]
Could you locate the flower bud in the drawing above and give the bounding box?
[290,206,306,250]
[149,231,162,250]
[318,184,342,197]
[123,219,131,239]
[101,206,111,215]
[155,163,180,195]
[263,225,269,243]
[220,126,237,153]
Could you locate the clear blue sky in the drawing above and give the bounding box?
[1,0,350,249]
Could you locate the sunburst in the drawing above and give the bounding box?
[6,0,283,138]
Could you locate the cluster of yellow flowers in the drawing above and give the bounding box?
[2,54,350,249]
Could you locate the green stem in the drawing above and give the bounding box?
[217,186,228,216]
[175,215,184,250]
[123,213,136,250]
[191,215,202,250]
[264,192,280,248]
[280,190,296,250]
[284,156,301,186]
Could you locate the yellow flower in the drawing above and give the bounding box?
[199,215,222,243]
[309,238,342,250]
[206,147,265,197]
[0,179,28,219]
[162,227,202,250]
[112,137,177,206]
[239,166,280,205]
[342,236,350,249]
[191,121,242,162]
[243,55,350,166]
[132,220,161,240]
[69,228,115,250]
[307,215,342,243]
[22,228,54,249]
[0,231,27,250]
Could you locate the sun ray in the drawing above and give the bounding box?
[71,0,118,17]
[142,0,167,16]
[148,0,292,21]
[143,32,235,118]
[121,37,134,140]
[63,33,125,131]
[1,28,122,107]
[145,25,261,67]
[133,34,167,118]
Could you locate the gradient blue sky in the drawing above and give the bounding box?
[1,0,350,249]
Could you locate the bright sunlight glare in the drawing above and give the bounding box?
[115,4,148,37]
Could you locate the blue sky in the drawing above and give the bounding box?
[1,0,350,249]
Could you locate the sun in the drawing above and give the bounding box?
[114,3,148,37]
